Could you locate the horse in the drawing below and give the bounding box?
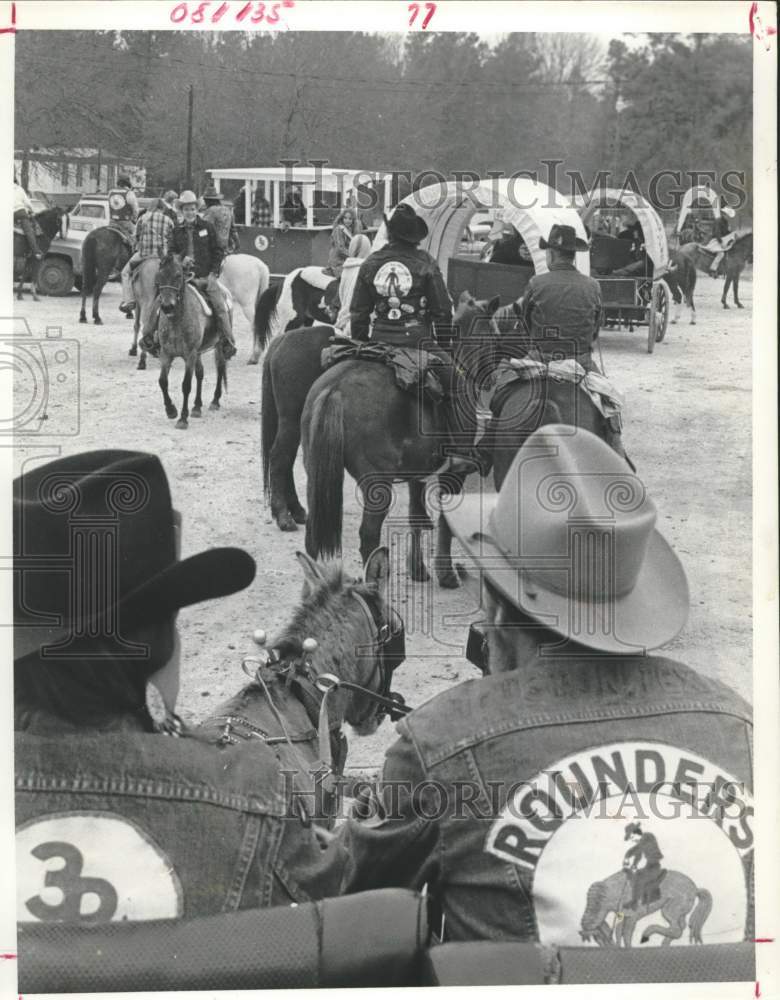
[262,324,337,531]
[13,207,68,300]
[220,252,270,348]
[433,301,627,587]
[155,253,231,430]
[663,252,698,325]
[672,231,753,310]
[127,258,162,370]
[194,546,406,824]
[301,293,501,583]
[251,267,339,362]
[579,868,713,948]
[79,225,133,325]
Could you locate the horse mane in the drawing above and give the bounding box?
[585,880,606,909]
[271,563,381,667]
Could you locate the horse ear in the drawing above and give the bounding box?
[487,295,501,316]
[295,551,326,591]
[363,546,389,598]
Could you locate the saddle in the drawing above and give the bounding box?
[488,357,625,430]
[701,233,737,254]
[184,280,233,319]
[320,337,446,403]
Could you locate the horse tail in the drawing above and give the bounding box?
[253,282,282,356]
[304,386,344,559]
[80,232,98,295]
[261,352,277,498]
[687,889,713,944]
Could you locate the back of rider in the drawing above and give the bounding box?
[350,241,453,347]
[321,654,753,945]
[15,729,339,923]
[520,262,602,370]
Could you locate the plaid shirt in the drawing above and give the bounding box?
[253,200,272,226]
[134,209,174,259]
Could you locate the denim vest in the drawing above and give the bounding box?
[395,655,753,945]
[15,732,337,924]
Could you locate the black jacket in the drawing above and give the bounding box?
[171,216,223,278]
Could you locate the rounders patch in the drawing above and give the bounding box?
[17,812,183,923]
[254,234,269,252]
[373,261,412,298]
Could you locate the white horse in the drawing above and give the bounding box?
[219,253,270,362]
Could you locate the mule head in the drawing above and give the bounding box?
[292,546,403,737]
[157,253,185,315]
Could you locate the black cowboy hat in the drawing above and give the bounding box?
[202,186,221,202]
[385,203,428,245]
[13,451,256,661]
[539,223,589,253]
[117,175,132,188]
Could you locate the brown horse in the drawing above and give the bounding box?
[155,253,230,429]
[195,547,406,823]
[670,231,753,311]
[301,294,500,583]
[79,226,133,325]
[13,207,68,301]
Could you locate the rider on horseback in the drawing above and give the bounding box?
[707,202,735,276]
[108,175,140,242]
[119,199,174,316]
[140,190,237,361]
[623,823,665,910]
[13,174,43,260]
[201,186,241,254]
[350,203,488,474]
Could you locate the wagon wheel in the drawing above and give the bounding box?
[653,279,671,342]
[647,280,670,353]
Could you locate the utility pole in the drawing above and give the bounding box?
[185,85,194,191]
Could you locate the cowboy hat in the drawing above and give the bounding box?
[178,190,198,206]
[444,427,689,653]
[539,223,589,253]
[202,185,221,202]
[13,451,256,661]
[385,203,428,245]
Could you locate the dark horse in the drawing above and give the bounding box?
[667,231,753,313]
[301,293,501,585]
[155,253,229,429]
[252,267,340,362]
[195,546,405,826]
[79,225,133,325]
[13,207,67,300]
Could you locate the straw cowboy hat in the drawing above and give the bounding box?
[13,451,255,660]
[444,427,689,653]
[539,223,589,253]
[178,190,198,207]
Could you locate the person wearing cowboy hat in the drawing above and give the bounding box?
[140,190,236,360]
[708,200,736,276]
[310,428,752,942]
[13,450,342,920]
[201,184,240,254]
[350,203,488,474]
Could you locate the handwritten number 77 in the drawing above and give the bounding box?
[408,2,436,29]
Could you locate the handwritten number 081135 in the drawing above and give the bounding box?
[408,2,436,29]
[169,1,292,24]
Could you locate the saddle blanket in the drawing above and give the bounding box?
[186,281,233,318]
[495,357,625,426]
[320,337,445,402]
[702,233,737,254]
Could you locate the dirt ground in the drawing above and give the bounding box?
[13,271,753,772]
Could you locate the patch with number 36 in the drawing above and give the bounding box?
[17,812,183,922]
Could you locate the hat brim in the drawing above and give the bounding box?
[444,492,689,654]
[14,547,255,660]
[539,236,590,251]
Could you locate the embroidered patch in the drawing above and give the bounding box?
[17,812,183,922]
[373,261,413,299]
[484,741,752,947]
[198,229,208,237]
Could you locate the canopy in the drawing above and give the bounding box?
[372,179,590,280]
[573,187,668,269]
[676,185,720,233]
